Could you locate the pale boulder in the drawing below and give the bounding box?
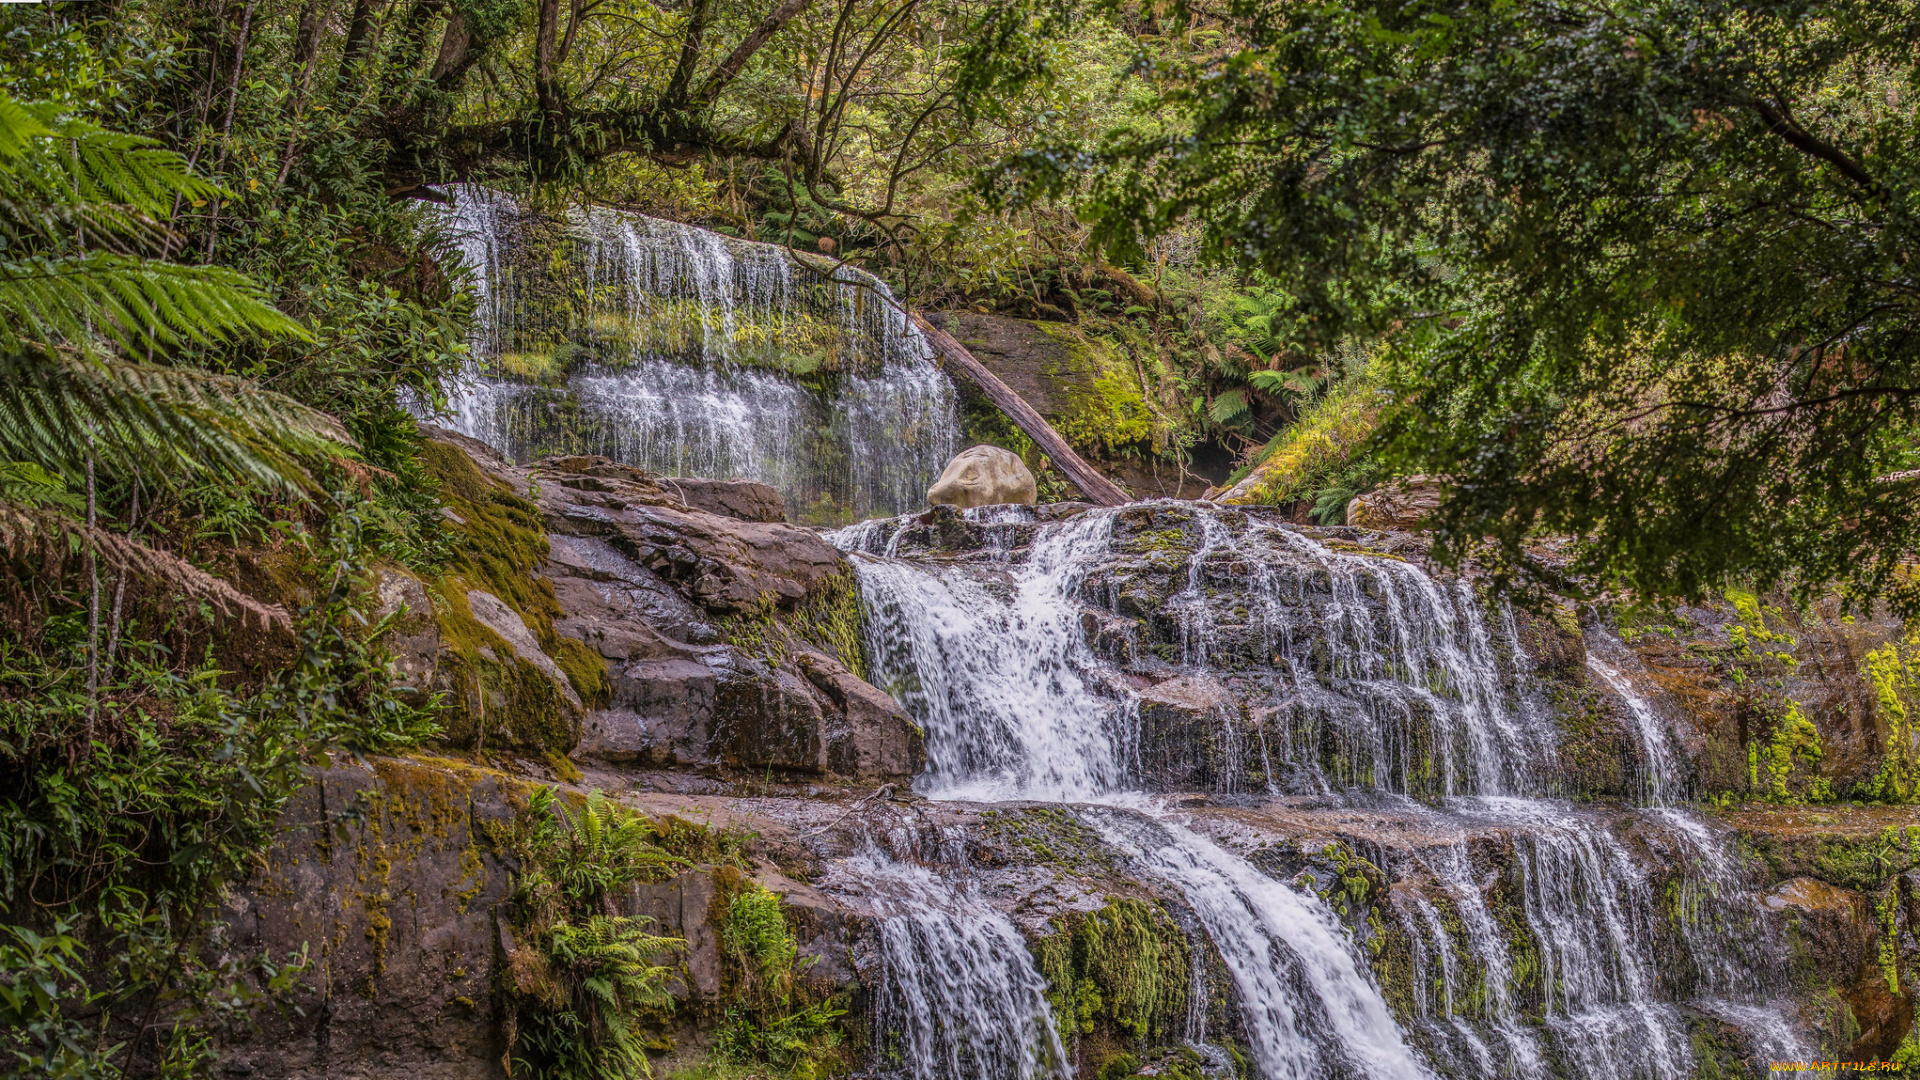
[927,445,1037,508]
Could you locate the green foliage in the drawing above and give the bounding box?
[0,531,436,1078]
[500,788,689,1080]
[509,915,680,1080]
[1040,0,1920,616]
[0,85,343,496]
[502,788,693,921]
[1220,376,1383,511]
[714,879,846,1077]
[0,922,95,1078]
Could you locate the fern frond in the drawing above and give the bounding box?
[0,93,220,226]
[0,350,347,493]
[1209,388,1251,426]
[0,254,307,356]
[0,462,81,511]
[0,502,290,630]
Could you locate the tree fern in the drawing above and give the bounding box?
[0,89,335,481]
[0,503,290,629]
[0,88,352,623]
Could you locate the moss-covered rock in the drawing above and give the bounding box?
[418,437,599,756]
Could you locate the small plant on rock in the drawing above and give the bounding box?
[500,787,689,1079]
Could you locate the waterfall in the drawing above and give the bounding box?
[426,185,958,524]
[821,852,1070,1080]
[850,510,1128,802]
[828,501,1810,1079]
[1091,808,1431,1080]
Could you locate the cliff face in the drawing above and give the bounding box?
[211,436,1920,1080]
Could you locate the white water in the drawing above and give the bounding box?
[425,185,957,522]
[829,502,1809,1079]
[851,510,1127,802]
[822,852,1070,1080]
[1092,808,1432,1080]
[835,506,1440,1080]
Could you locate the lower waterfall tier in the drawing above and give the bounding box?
[203,435,1915,1080]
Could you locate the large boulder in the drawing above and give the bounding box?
[927,444,1037,509]
[525,451,922,780]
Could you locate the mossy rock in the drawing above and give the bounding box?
[419,440,608,756]
[1036,897,1192,1048]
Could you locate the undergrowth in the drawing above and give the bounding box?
[0,502,441,1077]
[496,788,689,1080]
[713,873,847,1078]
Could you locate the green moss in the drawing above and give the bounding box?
[496,348,570,384]
[1038,324,1156,456]
[717,571,869,679]
[1861,625,1920,803]
[1039,897,1191,1049]
[979,806,1118,876]
[1220,376,1378,505]
[419,441,609,755]
[1742,823,1920,893]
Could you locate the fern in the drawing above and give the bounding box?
[0,90,350,624]
[0,503,290,629]
[1208,388,1251,427]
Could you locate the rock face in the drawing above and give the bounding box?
[656,476,787,523]
[217,759,866,1080]
[401,429,922,782]
[927,444,1038,508]
[211,463,1920,1080]
[530,454,922,779]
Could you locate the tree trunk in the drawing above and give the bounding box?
[535,0,562,115]
[910,313,1131,507]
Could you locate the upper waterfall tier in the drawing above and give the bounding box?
[427,185,958,524]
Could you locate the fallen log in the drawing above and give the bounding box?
[912,313,1131,507]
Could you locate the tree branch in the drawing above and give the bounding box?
[1748,97,1880,195]
[690,0,816,105]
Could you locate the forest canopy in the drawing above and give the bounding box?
[1017,0,1920,614]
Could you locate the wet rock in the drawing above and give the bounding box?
[928,444,1038,509]
[794,648,925,779]
[657,476,787,523]
[545,534,717,645]
[581,656,721,766]
[218,760,881,1078]
[217,760,519,1080]
[1765,876,1913,1058]
[410,432,928,782]
[535,459,845,612]
[1134,675,1266,792]
[624,871,725,1003]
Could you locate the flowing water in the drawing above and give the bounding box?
[425,185,958,523]
[827,502,1810,1079]
[821,852,1071,1080]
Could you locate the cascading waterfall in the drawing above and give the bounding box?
[425,185,957,523]
[830,502,1808,1079]
[821,852,1071,1080]
[1090,809,1432,1080]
